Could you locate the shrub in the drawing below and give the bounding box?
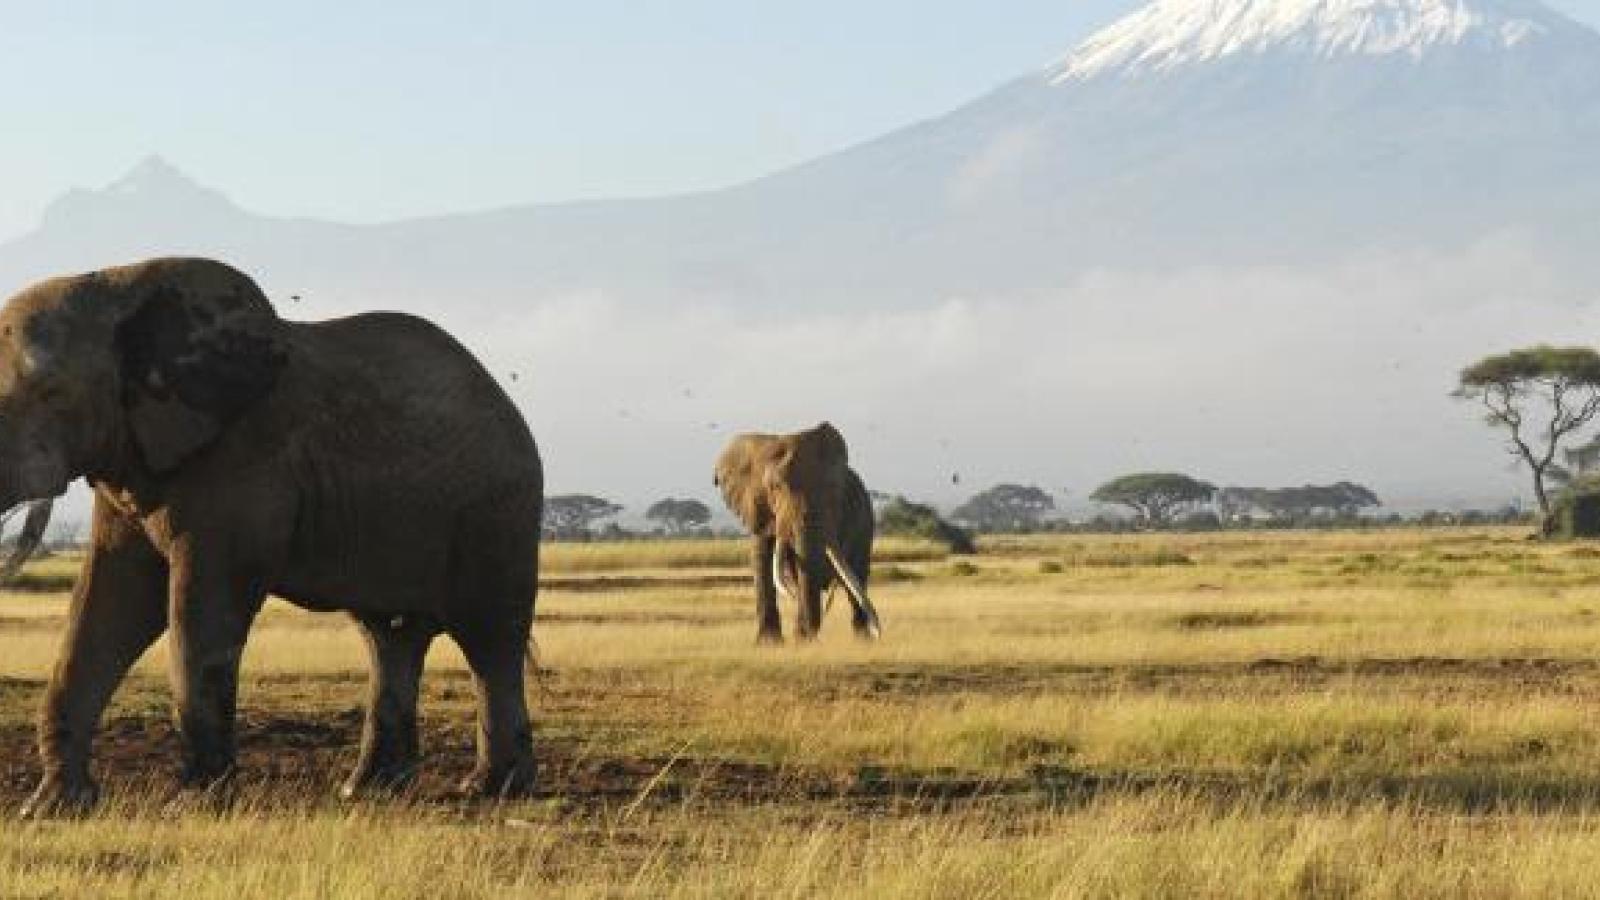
[1550,476,1600,539]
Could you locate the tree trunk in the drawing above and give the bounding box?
[1533,467,1556,537]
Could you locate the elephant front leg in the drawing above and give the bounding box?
[166,562,266,792]
[342,613,435,798]
[22,512,169,819]
[753,536,783,645]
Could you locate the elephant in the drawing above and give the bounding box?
[0,258,544,817]
[714,422,881,643]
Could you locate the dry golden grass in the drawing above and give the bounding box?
[539,535,950,575]
[8,527,1600,896]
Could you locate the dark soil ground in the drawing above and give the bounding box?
[7,654,1600,818]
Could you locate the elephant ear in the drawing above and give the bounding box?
[799,422,850,470]
[112,261,288,473]
[714,433,779,534]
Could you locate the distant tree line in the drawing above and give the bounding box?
[1214,482,1381,525]
[542,474,1525,545]
[946,477,1393,534]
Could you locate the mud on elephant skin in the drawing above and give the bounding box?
[714,422,881,644]
[0,258,544,817]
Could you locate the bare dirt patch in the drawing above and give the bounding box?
[0,706,1006,816]
[809,657,1600,702]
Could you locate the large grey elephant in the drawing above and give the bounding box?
[0,258,544,817]
[714,423,880,643]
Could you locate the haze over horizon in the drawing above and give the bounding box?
[9,0,1600,523]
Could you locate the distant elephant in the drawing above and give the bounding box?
[714,423,881,643]
[0,258,544,817]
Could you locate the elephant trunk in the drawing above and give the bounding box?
[777,517,880,641]
[787,522,831,639]
[770,541,797,604]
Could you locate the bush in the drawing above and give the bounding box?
[879,497,978,554]
[1550,476,1600,539]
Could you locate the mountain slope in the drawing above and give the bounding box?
[737,0,1600,290]
[7,0,1600,311]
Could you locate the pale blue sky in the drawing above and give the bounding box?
[2,0,1598,240]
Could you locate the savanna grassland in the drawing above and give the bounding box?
[8,530,1600,897]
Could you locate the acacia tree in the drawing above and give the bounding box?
[1091,473,1216,527]
[1455,346,1600,527]
[543,494,624,539]
[1321,482,1382,518]
[951,484,1056,533]
[645,498,712,535]
[1218,483,1381,523]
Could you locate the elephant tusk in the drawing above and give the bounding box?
[771,542,795,603]
[825,546,881,639]
[0,499,52,585]
[774,542,837,614]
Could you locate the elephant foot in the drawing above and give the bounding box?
[853,619,882,641]
[755,629,784,647]
[19,773,99,820]
[460,758,538,800]
[180,759,237,790]
[340,758,420,800]
[169,763,241,813]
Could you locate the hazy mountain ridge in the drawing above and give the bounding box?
[11,1,1600,307]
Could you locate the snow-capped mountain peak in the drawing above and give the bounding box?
[1050,0,1584,82]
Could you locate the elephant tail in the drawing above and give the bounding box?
[525,633,550,699]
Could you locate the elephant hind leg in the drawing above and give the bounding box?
[442,486,540,797]
[342,613,435,799]
[450,614,537,799]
